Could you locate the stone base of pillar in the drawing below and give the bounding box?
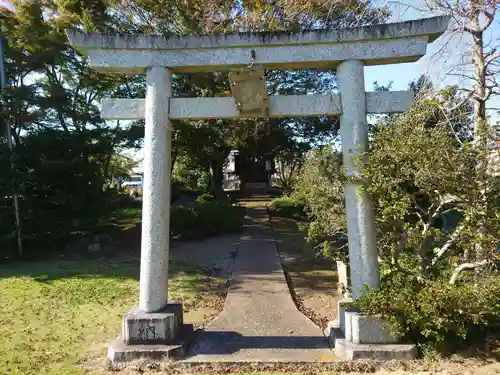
[335,261,350,298]
[324,299,417,360]
[108,301,193,363]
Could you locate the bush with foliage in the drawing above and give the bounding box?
[171,180,202,203]
[196,193,216,203]
[364,88,499,281]
[267,196,306,219]
[292,147,348,259]
[292,86,500,353]
[173,155,212,192]
[170,199,245,240]
[294,87,500,283]
[0,131,119,257]
[355,272,500,353]
[272,151,304,194]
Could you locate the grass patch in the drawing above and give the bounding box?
[0,258,217,375]
[116,207,142,220]
[108,206,142,231]
[267,196,305,219]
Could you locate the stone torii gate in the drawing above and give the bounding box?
[67,15,449,361]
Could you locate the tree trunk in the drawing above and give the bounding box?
[210,160,227,200]
[470,10,487,144]
[103,153,112,182]
[470,3,488,280]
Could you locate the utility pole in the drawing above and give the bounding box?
[0,28,23,258]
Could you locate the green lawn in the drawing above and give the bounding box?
[0,258,215,375]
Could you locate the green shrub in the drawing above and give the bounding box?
[355,272,500,354]
[267,196,306,219]
[171,180,202,203]
[170,206,199,240]
[196,200,245,236]
[170,200,245,240]
[196,193,215,203]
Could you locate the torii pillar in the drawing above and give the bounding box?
[67,15,450,362]
[337,59,380,298]
[140,67,172,313]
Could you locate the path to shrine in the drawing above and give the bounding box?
[185,204,335,362]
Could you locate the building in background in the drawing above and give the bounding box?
[123,173,144,197]
[223,150,240,190]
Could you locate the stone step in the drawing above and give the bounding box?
[108,324,194,362]
[326,326,417,361]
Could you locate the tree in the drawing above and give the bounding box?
[294,85,500,283]
[0,0,390,257]
[273,149,304,194]
[398,0,499,276]
[0,1,142,257]
[402,0,499,141]
[105,151,138,190]
[1,2,47,143]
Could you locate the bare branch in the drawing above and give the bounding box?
[415,208,425,221]
[437,105,466,145]
[446,72,479,83]
[430,224,465,267]
[455,24,480,35]
[480,9,496,32]
[449,259,488,284]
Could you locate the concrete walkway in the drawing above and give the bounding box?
[184,205,335,363]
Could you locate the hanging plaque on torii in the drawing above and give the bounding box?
[228,51,269,118]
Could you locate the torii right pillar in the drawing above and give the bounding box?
[337,59,379,299]
[330,60,418,360]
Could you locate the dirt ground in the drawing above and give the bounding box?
[283,257,340,329]
[181,276,228,329]
[270,215,341,328]
[109,358,500,375]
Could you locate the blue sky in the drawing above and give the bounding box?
[365,2,500,123]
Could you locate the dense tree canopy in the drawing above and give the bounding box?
[0,0,388,256]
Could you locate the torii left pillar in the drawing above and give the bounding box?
[108,67,188,362]
[140,67,171,312]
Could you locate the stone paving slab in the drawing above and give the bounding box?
[184,206,336,363]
